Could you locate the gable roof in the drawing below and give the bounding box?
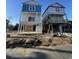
[23,0,41,6]
[49,2,65,8]
[42,2,65,16]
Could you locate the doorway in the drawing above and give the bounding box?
[33,25,36,31]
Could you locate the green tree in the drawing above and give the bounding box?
[6,18,14,31]
[13,23,19,30]
[6,19,9,29]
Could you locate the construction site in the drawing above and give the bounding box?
[6,0,72,59]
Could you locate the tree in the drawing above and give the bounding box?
[13,23,19,30]
[6,19,10,32]
[9,24,14,31]
[6,19,9,29]
[6,18,14,31]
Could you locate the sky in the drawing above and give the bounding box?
[6,0,72,25]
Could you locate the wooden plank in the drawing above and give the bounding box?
[26,25,32,31]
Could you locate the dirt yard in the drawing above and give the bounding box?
[6,33,72,48]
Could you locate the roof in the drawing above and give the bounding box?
[42,2,65,16]
[23,0,41,6]
[49,2,65,8]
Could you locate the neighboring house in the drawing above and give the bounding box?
[42,2,68,33]
[62,20,72,33]
[18,0,42,34]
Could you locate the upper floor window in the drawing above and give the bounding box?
[29,5,35,11]
[55,8,60,12]
[28,17,35,22]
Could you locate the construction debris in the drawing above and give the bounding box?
[6,33,72,48]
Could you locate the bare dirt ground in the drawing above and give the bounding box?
[6,45,72,59]
[6,33,72,59]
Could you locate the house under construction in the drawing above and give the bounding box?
[18,0,42,34]
[18,0,72,35]
[42,2,71,34]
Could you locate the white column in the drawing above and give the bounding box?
[48,24,50,33]
[18,21,21,32]
[24,25,26,31]
[59,25,63,32]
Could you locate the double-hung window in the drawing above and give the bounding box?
[56,8,60,12]
[28,17,35,22]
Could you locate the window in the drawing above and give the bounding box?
[22,4,28,12]
[29,5,35,11]
[56,8,60,12]
[28,17,35,22]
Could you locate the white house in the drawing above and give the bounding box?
[18,0,42,34]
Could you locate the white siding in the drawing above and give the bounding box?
[36,24,42,32]
[21,13,42,25]
[20,12,42,33]
[43,7,65,18]
[49,16,65,23]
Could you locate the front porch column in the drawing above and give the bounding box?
[20,23,22,32]
[18,23,20,32]
[59,25,63,32]
[48,24,51,33]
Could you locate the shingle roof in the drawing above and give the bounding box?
[23,0,41,6]
[42,2,65,16]
[49,2,65,8]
